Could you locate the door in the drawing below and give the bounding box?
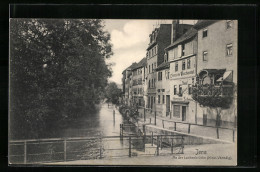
[151,96,153,110]
[182,106,186,121]
[166,95,170,116]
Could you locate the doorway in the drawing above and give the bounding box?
[182,106,186,121]
[166,95,170,117]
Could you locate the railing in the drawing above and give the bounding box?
[9,134,185,164]
[136,106,236,142]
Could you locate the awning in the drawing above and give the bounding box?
[216,70,233,82]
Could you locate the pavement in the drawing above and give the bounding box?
[136,110,236,143]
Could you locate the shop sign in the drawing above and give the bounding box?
[170,69,195,79]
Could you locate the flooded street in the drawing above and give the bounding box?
[60,103,124,138]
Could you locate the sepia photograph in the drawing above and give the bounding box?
[9,18,237,166]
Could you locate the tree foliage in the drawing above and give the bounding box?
[192,83,234,126]
[10,19,113,139]
[192,84,234,109]
[105,82,122,105]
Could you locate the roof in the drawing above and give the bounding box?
[132,57,147,70]
[155,61,170,71]
[165,27,197,50]
[126,62,138,71]
[193,20,219,30]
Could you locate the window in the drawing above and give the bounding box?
[203,51,208,61]
[152,48,154,56]
[226,20,232,29]
[158,95,160,104]
[188,84,192,95]
[202,29,208,38]
[154,46,157,55]
[158,72,162,81]
[174,85,177,95]
[179,85,182,95]
[149,65,150,73]
[163,95,165,104]
[175,62,178,71]
[154,97,155,103]
[154,62,156,69]
[151,79,154,88]
[226,43,233,56]
[152,64,153,72]
[182,60,186,70]
[182,44,185,56]
[149,80,150,88]
[187,58,191,69]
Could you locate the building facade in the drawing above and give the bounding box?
[131,58,147,107]
[155,60,170,117]
[194,20,238,127]
[146,24,172,110]
[166,27,198,123]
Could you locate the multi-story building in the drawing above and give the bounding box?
[124,62,137,106]
[166,26,198,123]
[146,24,172,110]
[194,20,237,127]
[153,20,193,118]
[131,58,147,107]
[154,59,170,117]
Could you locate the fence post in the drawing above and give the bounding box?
[129,136,131,157]
[63,139,67,162]
[171,138,173,154]
[24,141,27,164]
[174,122,176,131]
[188,124,191,134]
[99,147,102,159]
[156,136,159,156]
[120,124,122,137]
[151,132,153,146]
[233,129,235,142]
[160,135,162,150]
[181,136,184,154]
[216,127,219,139]
[113,110,115,123]
[144,108,146,122]
[162,120,164,128]
[154,111,157,125]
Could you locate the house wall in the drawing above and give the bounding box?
[196,20,237,127]
[155,68,170,117]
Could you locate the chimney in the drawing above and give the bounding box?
[171,20,179,44]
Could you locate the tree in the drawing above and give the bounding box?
[10,19,113,139]
[105,82,122,105]
[192,83,234,126]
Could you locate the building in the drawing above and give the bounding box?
[123,62,137,106]
[194,20,237,127]
[131,58,147,107]
[165,26,198,123]
[146,24,172,110]
[155,60,170,117]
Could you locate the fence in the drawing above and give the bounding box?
[9,134,185,164]
[136,106,236,142]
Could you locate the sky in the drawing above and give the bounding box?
[103,19,197,86]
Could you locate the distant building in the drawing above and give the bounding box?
[131,58,147,107]
[124,62,137,106]
[146,24,172,110]
[194,20,237,127]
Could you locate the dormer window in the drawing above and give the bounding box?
[226,20,233,29]
[202,29,208,38]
